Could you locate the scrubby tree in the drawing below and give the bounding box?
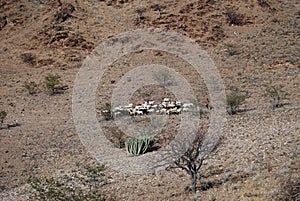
[172,127,223,193]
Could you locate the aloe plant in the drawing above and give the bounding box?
[125,135,154,156]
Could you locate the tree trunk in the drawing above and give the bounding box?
[191,172,197,193]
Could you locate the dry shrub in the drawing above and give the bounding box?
[225,8,245,25]
[21,53,36,65]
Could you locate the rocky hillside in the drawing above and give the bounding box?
[0,0,299,200]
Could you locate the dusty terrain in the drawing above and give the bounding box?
[0,0,299,200]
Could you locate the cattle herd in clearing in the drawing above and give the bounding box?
[100,98,206,118]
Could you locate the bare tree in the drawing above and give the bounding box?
[172,127,223,193]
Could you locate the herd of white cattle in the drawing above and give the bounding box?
[105,98,199,118]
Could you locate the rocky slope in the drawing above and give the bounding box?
[0,0,299,200]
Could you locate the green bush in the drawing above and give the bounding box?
[226,88,246,115]
[125,135,155,155]
[43,74,62,95]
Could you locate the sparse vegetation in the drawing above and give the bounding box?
[226,88,246,115]
[173,127,223,193]
[1,0,299,200]
[83,164,106,190]
[24,75,66,96]
[113,131,126,149]
[266,84,288,109]
[29,164,114,201]
[125,135,155,155]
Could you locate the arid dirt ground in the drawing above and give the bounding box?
[0,0,299,200]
